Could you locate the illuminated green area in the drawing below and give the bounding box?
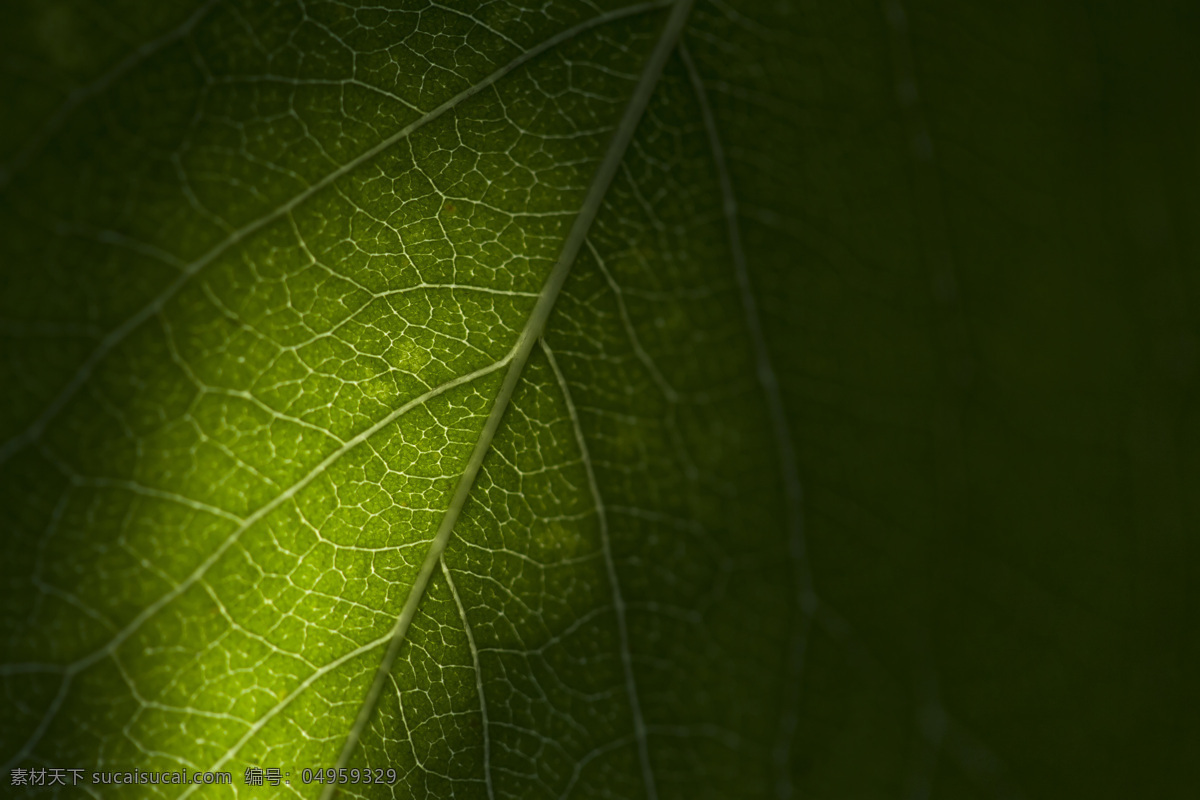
[1,0,1197,799]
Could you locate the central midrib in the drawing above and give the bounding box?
[319,0,696,794]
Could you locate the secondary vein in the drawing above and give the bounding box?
[0,0,670,469]
[679,40,815,800]
[0,356,510,771]
[544,340,658,800]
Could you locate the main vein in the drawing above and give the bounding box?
[321,0,696,791]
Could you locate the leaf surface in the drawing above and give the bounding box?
[1,0,1196,799]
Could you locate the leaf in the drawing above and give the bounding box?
[1,0,1195,799]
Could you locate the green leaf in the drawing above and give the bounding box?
[1,0,1195,799]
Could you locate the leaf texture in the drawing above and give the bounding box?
[2,0,1196,798]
